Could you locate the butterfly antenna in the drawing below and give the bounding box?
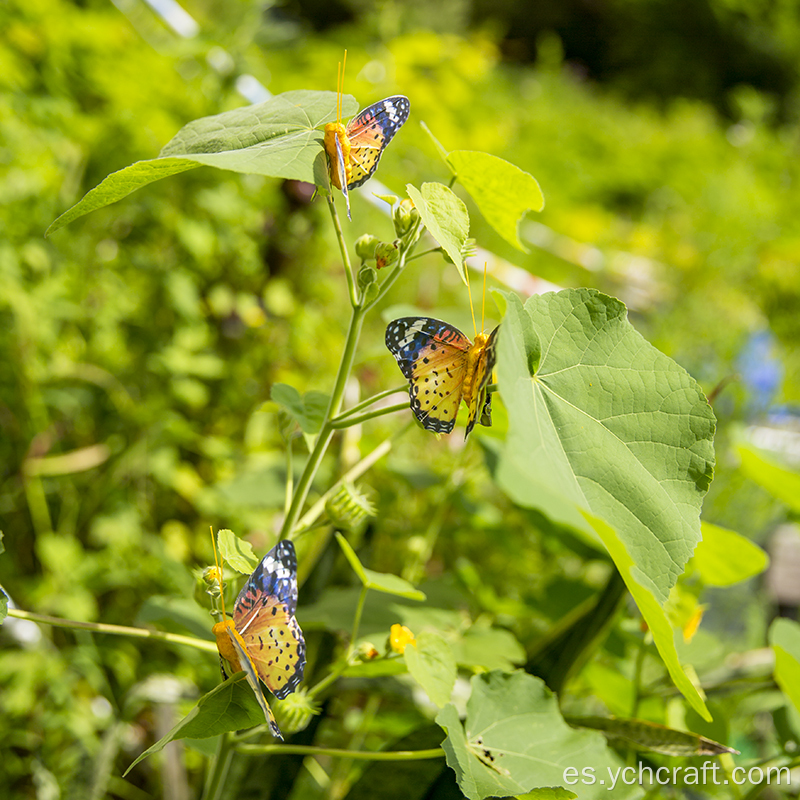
[210,527,227,620]
[339,49,348,123]
[481,262,487,334]
[465,264,478,339]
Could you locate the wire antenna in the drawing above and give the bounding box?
[210,527,227,620]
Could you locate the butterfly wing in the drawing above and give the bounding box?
[385,317,471,434]
[333,133,351,220]
[225,626,284,740]
[233,540,306,702]
[345,96,410,189]
[465,326,500,438]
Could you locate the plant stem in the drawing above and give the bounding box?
[202,732,234,800]
[327,194,358,308]
[631,633,648,719]
[281,305,365,540]
[365,217,422,313]
[235,744,444,760]
[329,402,408,429]
[405,247,442,263]
[332,386,407,422]
[306,585,368,701]
[295,436,395,539]
[7,608,218,653]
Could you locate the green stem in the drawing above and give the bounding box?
[327,194,358,308]
[235,744,444,761]
[332,385,407,421]
[330,402,408,429]
[631,633,648,719]
[365,218,423,313]
[307,585,369,701]
[202,731,234,800]
[295,436,396,540]
[284,436,294,518]
[281,305,365,540]
[7,608,218,653]
[405,247,442,263]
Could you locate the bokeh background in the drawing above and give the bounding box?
[3,0,800,797]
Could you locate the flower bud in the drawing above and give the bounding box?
[355,234,380,261]
[356,642,380,661]
[325,482,376,533]
[272,688,320,735]
[375,240,399,270]
[357,264,378,294]
[393,198,418,237]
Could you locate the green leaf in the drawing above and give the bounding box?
[0,530,5,555]
[446,151,544,251]
[517,790,577,800]
[270,383,329,435]
[47,91,358,235]
[406,183,470,283]
[736,443,800,512]
[451,627,526,671]
[217,529,258,575]
[0,586,7,622]
[691,522,769,586]
[567,716,737,756]
[496,289,715,603]
[124,674,263,775]
[336,533,426,600]
[770,618,800,715]
[436,672,638,800]
[405,631,457,708]
[495,289,715,719]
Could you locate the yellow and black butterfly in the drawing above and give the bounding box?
[211,538,305,740]
[385,269,499,438]
[324,53,410,219]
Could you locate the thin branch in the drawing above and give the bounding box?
[7,608,218,653]
[236,744,444,761]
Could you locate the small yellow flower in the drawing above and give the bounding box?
[389,624,416,654]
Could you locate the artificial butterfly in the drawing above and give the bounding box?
[385,264,499,438]
[211,537,306,740]
[386,318,499,438]
[324,52,410,220]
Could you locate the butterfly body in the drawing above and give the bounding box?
[213,539,305,740]
[324,96,410,218]
[385,317,499,438]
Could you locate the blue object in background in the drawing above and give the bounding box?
[737,330,783,414]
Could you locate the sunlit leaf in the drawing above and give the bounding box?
[447,151,544,251]
[568,716,737,756]
[405,631,457,708]
[124,674,263,775]
[47,91,358,234]
[770,618,800,715]
[436,672,637,800]
[495,289,715,719]
[406,182,469,283]
[217,529,259,575]
[691,522,769,586]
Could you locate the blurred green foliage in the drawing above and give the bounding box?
[3,0,800,797]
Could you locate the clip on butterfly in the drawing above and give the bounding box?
[385,265,499,439]
[210,533,306,740]
[323,51,410,220]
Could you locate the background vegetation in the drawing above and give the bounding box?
[3,0,800,798]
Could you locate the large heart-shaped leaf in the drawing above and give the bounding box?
[770,618,800,715]
[495,289,715,718]
[47,90,358,234]
[436,671,638,800]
